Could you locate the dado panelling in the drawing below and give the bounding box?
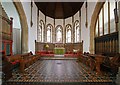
[35,41,83,53]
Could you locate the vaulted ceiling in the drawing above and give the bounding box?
[35,2,84,19]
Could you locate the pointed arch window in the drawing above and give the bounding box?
[95,2,118,37]
[74,20,80,43]
[38,25,42,41]
[99,9,103,36]
[47,24,52,43]
[110,2,116,33]
[56,25,62,43]
[104,2,108,35]
[38,20,44,42]
[95,19,98,37]
[66,24,72,43]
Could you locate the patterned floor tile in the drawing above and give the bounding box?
[7,59,116,83]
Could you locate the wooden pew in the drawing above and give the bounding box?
[90,54,104,75]
[79,53,104,75]
[79,53,120,76]
[101,53,120,76]
[1,51,12,80]
[20,52,40,72]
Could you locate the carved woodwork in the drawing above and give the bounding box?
[0,51,12,81]
[0,4,13,56]
[101,53,120,76]
[95,32,118,56]
[35,41,83,54]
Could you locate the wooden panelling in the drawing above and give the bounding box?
[0,4,13,56]
[95,32,118,56]
[35,41,83,53]
[35,42,55,51]
[65,43,73,52]
[64,43,83,52]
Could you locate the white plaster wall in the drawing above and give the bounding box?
[65,17,72,26]
[21,1,37,54]
[55,19,63,28]
[46,16,54,26]
[13,28,21,54]
[74,11,79,22]
[1,1,21,28]
[39,10,45,23]
[21,2,31,28]
[81,2,96,52]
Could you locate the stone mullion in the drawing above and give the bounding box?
[44,16,47,42]
[72,16,74,43]
[98,16,100,37]
[52,19,55,43]
[43,25,45,42]
[54,19,56,42]
[102,7,104,35]
[63,19,65,43]
[62,23,63,43]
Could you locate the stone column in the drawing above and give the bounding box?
[21,21,28,53]
[52,18,55,43]
[13,2,28,53]
[89,2,104,54]
[44,16,46,42]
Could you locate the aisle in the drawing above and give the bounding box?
[6,59,116,85]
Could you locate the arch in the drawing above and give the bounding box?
[89,2,104,53]
[46,23,53,43]
[55,25,63,43]
[56,25,63,30]
[73,20,79,27]
[37,20,44,42]
[65,24,72,43]
[13,1,29,53]
[65,24,72,30]
[74,20,80,43]
[46,23,53,29]
[39,20,45,42]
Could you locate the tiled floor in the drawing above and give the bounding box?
[7,59,115,83]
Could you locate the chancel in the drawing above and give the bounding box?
[0,1,120,85]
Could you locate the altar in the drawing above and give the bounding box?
[54,43,65,55]
[54,47,65,55]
